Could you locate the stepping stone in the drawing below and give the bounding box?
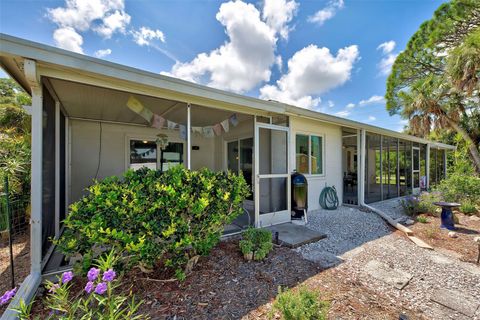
[301,250,343,269]
[431,289,480,317]
[364,260,412,290]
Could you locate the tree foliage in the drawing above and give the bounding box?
[0,78,31,195]
[386,0,480,172]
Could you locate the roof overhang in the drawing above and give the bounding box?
[0,33,455,150]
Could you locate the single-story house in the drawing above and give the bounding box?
[0,33,454,316]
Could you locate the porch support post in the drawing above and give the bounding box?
[186,103,191,170]
[358,129,366,205]
[426,144,430,190]
[3,59,44,319]
[55,101,60,238]
[25,60,43,275]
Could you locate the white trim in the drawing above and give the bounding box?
[25,59,42,276]
[186,103,191,170]
[65,117,70,213]
[54,101,60,238]
[125,134,185,172]
[293,131,326,177]
[412,146,421,194]
[254,119,291,228]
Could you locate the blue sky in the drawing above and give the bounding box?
[0,0,445,131]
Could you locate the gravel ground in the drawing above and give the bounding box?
[297,206,480,319]
[369,197,409,220]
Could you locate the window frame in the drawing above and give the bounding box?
[125,134,185,171]
[295,132,325,176]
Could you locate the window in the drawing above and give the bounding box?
[130,140,157,170]
[129,139,183,172]
[295,134,324,175]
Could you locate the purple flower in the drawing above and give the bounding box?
[84,281,95,294]
[94,282,108,295]
[87,267,100,281]
[62,271,74,284]
[102,269,116,282]
[0,288,16,306]
[49,283,60,293]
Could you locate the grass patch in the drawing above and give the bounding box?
[416,216,428,224]
[270,286,329,320]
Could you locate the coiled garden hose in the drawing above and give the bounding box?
[319,185,339,210]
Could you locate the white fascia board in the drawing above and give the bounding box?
[0,33,455,150]
[285,105,456,150]
[0,33,284,115]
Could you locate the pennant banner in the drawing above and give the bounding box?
[179,124,187,140]
[229,114,239,127]
[126,97,240,139]
[203,127,215,138]
[151,114,165,129]
[220,119,229,133]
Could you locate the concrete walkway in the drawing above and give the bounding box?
[297,206,480,319]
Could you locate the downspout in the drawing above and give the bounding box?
[2,60,43,320]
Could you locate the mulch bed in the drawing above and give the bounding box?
[0,232,30,314]
[410,212,480,264]
[29,239,423,319]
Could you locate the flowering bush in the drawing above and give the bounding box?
[56,166,249,280]
[401,192,443,216]
[0,288,16,306]
[11,251,148,319]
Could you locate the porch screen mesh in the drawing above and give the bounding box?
[42,86,56,257]
[59,112,66,221]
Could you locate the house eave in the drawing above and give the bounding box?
[0,33,455,149]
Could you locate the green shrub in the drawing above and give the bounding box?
[401,192,443,216]
[270,287,329,320]
[239,227,273,261]
[416,216,428,223]
[460,201,477,215]
[417,191,443,215]
[435,172,480,205]
[56,166,249,280]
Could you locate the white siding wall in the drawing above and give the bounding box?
[289,116,343,210]
[70,119,215,202]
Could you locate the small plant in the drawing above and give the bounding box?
[400,196,419,216]
[425,227,438,239]
[460,201,477,215]
[270,286,329,320]
[11,251,148,319]
[416,216,428,223]
[239,227,273,261]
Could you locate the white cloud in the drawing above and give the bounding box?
[259,44,359,109]
[377,40,395,54]
[94,10,131,38]
[328,100,335,108]
[378,53,397,76]
[345,102,355,109]
[366,115,376,122]
[262,0,299,40]
[132,27,166,46]
[47,0,131,52]
[53,27,84,53]
[308,0,344,26]
[94,48,112,58]
[359,95,385,106]
[376,40,398,76]
[168,0,297,93]
[335,110,350,118]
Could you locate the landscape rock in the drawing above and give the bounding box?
[448,231,458,238]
